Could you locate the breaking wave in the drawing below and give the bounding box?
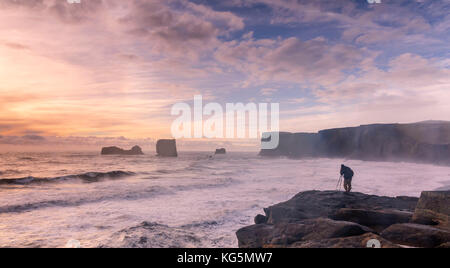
[0,171,136,186]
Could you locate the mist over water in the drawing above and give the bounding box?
[0,151,449,248]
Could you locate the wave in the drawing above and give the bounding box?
[18,157,35,161]
[0,185,171,214]
[0,177,239,214]
[0,171,135,186]
[99,222,204,248]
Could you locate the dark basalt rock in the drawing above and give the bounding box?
[215,148,226,155]
[156,139,178,157]
[101,145,144,155]
[332,208,413,232]
[381,223,450,248]
[236,190,450,248]
[236,218,373,248]
[437,242,450,248]
[288,233,400,248]
[264,191,417,224]
[411,191,450,230]
[254,214,267,224]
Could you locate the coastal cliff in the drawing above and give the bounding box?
[260,121,450,164]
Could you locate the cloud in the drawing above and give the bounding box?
[0,0,105,23]
[235,0,447,47]
[119,0,244,59]
[278,52,450,132]
[260,87,278,96]
[2,42,30,50]
[0,0,448,143]
[215,36,372,87]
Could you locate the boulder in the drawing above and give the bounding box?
[215,148,226,154]
[381,223,450,248]
[156,139,178,157]
[411,191,450,230]
[436,242,450,248]
[235,224,275,248]
[288,233,400,248]
[264,191,418,224]
[332,208,413,232]
[236,218,373,248]
[254,214,267,224]
[101,145,144,155]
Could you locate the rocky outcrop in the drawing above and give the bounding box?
[101,145,144,155]
[156,139,178,157]
[237,218,373,248]
[288,233,400,248]
[381,223,450,248]
[236,190,450,248]
[332,208,413,232]
[260,121,450,165]
[215,148,226,154]
[263,191,417,224]
[411,191,450,230]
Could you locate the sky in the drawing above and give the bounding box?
[0,0,449,150]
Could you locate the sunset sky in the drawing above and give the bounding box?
[0,0,449,149]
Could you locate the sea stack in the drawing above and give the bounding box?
[215,148,226,155]
[101,145,144,155]
[156,139,178,157]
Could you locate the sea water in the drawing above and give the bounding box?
[0,151,449,248]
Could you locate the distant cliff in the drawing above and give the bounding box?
[260,121,450,164]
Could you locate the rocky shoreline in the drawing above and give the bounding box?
[236,190,449,248]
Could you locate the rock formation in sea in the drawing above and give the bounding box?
[156,139,178,157]
[101,145,144,155]
[236,190,450,248]
[260,121,450,164]
[215,148,226,155]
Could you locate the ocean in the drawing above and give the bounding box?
[0,151,449,248]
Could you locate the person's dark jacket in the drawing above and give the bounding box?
[340,165,354,180]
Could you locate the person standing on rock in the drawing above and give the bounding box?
[340,164,354,193]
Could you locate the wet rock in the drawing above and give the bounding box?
[288,233,400,248]
[236,224,274,248]
[264,191,417,224]
[236,218,373,248]
[381,223,450,248]
[101,145,144,155]
[156,139,178,157]
[436,242,450,248]
[254,214,267,224]
[411,191,450,230]
[332,208,413,232]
